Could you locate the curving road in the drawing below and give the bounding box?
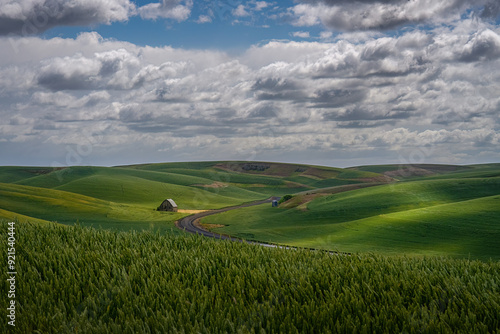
[175,196,349,254]
[175,197,280,246]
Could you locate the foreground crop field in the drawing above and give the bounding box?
[1,222,499,333]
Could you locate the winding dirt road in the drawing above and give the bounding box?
[175,197,280,246]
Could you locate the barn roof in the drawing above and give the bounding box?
[166,199,177,208]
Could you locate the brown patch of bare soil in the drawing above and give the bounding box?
[279,193,327,211]
[199,222,225,230]
[287,182,390,210]
[191,218,225,231]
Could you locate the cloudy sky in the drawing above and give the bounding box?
[0,0,499,167]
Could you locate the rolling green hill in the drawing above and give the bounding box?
[0,182,186,233]
[0,161,383,233]
[350,163,500,180]
[202,169,500,260]
[1,161,499,259]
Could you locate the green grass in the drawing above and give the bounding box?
[0,182,185,233]
[203,177,500,260]
[348,165,404,174]
[1,162,500,259]
[292,195,500,258]
[0,166,60,183]
[54,173,263,209]
[13,166,267,208]
[420,164,500,180]
[0,208,52,225]
[351,163,500,181]
[1,221,499,333]
[287,176,359,188]
[0,161,391,233]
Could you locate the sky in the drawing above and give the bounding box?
[0,0,499,168]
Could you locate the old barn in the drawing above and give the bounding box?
[157,199,178,212]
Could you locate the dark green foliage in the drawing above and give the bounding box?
[279,194,293,204]
[1,222,499,333]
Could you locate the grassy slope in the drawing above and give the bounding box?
[1,221,499,333]
[0,182,185,233]
[204,177,500,260]
[304,195,500,257]
[0,162,381,232]
[0,164,275,231]
[13,166,267,208]
[0,166,58,183]
[351,163,500,180]
[0,208,52,225]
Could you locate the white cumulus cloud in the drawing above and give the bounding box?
[292,31,310,38]
[137,0,193,21]
[289,0,498,31]
[1,22,499,165]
